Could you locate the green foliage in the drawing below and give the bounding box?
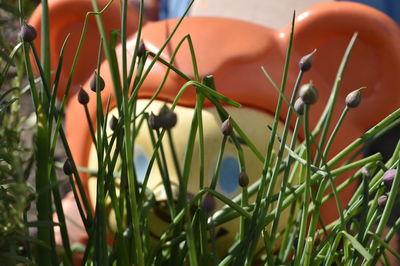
[0,40,34,266]
[0,0,400,265]
[0,1,36,264]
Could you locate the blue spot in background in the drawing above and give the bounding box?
[159,0,191,19]
[341,0,400,24]
[134,147,150,183]
[218,156,240,194]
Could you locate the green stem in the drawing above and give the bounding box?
[40,0,51,85]
[322,107,349,159]
[312,33,358,166]
[271,116,301,248]
[367,157,400,264]
[209,136,227,190]
[195,92,205,189]
[156,130,176,217]
[127,0,145,86]
[122,81,145,266]
[268,70,304,248]
[84,104,98,149]
[295,105,312,265]
[90,0,122,108]
[35,105,52,266]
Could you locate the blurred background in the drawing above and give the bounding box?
[132,0,400,28]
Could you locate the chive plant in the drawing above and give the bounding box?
[0,0,399,265]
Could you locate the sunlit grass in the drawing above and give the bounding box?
[0,0,399,265]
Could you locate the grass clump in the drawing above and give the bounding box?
[0,0,400,265]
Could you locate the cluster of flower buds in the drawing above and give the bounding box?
[297,51,319,109]
[78,72,106,105]
[149,105,177,130]
[298,50,364,111]
[376,169,398,208]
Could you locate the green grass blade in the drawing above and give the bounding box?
[342,231,372,261]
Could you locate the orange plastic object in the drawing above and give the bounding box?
[30,0,400,247]
[29,0,142,98]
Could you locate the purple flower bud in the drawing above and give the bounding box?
[90,72,105,92]
[294,97,305,115]
[158,104,170,116]
[238,171,249,187]
[299,49,316,72]
[162,113,177,129]
[202,193,216,213]
[109,115,118,131]
[158,105,177,130]
[345,89,362,108]
[20,24,37,42]
[378,194,388,208]
[63,159,73,175]
[221,118,233,136]
[78,88,89,105]
[383,169,397,188]
[299,83,318,105]
[148,113,161,130]
[137,40,146,58]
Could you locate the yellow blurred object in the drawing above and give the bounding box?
[87,100,294,254]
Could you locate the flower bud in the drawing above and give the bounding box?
[383,169,397,188]
[20,24,37,42]
[378,194,388,208]
[63,159,73,175]
[202,193,216,213]
[158,105,177,130]
[299,83,318,105]
[294,97,305,115]
[109,115,118,131]
[299,49,316,72]
[137,40,146,58]
[90,72,105,92]
[221,118,233,136]
[162,113,177,129]
[158,104,170,116]
[238,171,249,187]
[345,89,362,108]
[148,113,161,130]
[78,88,89,105]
